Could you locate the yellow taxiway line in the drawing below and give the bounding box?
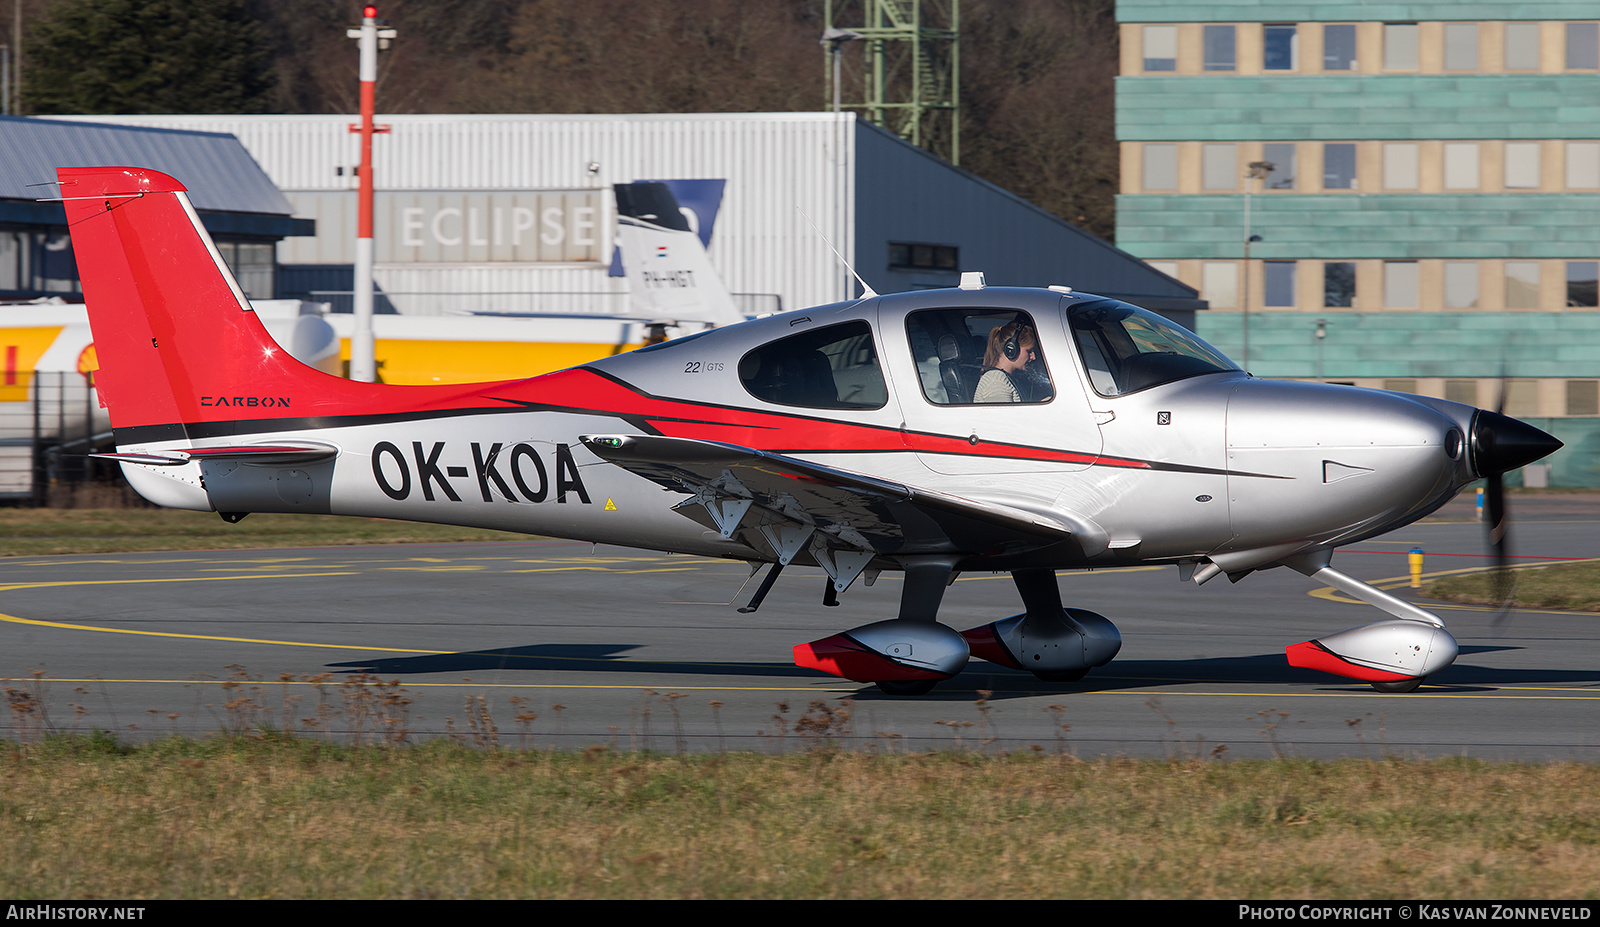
[1309,558,1600,615]
[3,556,1595,702]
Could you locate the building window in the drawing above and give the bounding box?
[0,230,85,296]
[1444,142,1480,190]
[1264,261,1296,307]
[1203,262,1238,308]
[1506,261,1540,308]
[888,242,958,272]
[1143,144,1177,190]
[1203,25,1235,71]
[1384,261,1418,307]
[1323,143,1357,189]
[1504,379,1539,417]
[1324,262,1355,307]
[1383,379,1419,394]
[1263,24,1297,71]
[1144,25,1177,71]
[1446,379,1478,405]
[1323,24,1357,70]
[1505,22,1540,70]
[0,231,19,292]
[1384,143,1419,190]
[1202,144,1237,191]
[1445,262,1479,309]
[1567,141,1600,188]
[1567,22,1599,69]
[1262,144,1296,189]
[1444,23,1479,70]
[1568,380,1600,416]
[1567,261,1598,307]
[1505,142,1541,189]
[1384,23,1419,70]
[1147,261,1179,279]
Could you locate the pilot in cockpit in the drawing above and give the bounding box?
[974,321,1038,403]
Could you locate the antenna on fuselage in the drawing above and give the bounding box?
[797,207,878,300]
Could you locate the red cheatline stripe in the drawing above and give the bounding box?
[523,371,1125,467]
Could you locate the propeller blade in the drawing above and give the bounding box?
[1471,375,1563,632]
[1483,472,1515,629]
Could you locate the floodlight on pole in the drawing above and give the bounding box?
[821,27,864,301]
[1240,160,1275,370]
[345,5,396,382]
[821,27,865,114]
[1315,318,1327,383]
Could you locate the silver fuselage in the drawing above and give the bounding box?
[117,287,1475,578]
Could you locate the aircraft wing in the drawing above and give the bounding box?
[580,434,1096,567]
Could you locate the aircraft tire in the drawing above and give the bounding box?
[875,679,938,696]
[1032,669,1088,683]
[1370,676,1426,693]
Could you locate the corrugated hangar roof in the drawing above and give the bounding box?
[0,115,292,216]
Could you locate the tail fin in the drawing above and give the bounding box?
[613,181,744,328]
[59,166,511,444]
[58,166,342,438]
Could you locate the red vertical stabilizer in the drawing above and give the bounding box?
[57,166,523,438]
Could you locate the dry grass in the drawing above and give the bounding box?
[0,508,528,557]
[1,732,1598,900]
[1426,562,1600,612]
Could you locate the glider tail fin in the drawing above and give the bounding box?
[613,181,744,328]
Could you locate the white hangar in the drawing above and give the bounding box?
[49,112,1203,324]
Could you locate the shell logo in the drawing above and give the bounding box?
[77,343,99,377]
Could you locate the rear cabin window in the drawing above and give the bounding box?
[738,320,887,409]
[906,308,1054,405]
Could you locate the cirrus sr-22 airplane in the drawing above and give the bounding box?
[59,166,1562,695]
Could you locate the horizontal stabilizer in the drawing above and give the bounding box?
[93,443,339,467]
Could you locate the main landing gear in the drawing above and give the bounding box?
[792,562,1122,696]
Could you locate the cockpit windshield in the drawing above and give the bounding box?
[1068,298,1239,397]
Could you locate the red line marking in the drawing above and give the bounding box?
[4,346,15,386]
[1344,550,1592,561]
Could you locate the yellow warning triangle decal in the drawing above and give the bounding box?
[604,498,617,511]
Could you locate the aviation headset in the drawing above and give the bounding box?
[1003,328,1021,362]
[1000,322,1033,363]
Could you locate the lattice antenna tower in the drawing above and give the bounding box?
[825,0,960,165]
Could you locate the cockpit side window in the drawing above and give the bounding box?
[1068,298,1238,396]
[906,308,1055,405]
[738,320,887,409]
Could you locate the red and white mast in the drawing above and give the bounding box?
[346,5,395,382]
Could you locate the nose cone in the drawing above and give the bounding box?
[1471,410,1564,477]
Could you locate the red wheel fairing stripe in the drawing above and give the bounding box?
[1284,640,1415,683]
[960,624,1025,669]
[793,635,950,682]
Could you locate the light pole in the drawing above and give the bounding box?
[822,28,864,301]
[1314,317,1327,383]
[1241,160,1274,370]
[821,27,864,115]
